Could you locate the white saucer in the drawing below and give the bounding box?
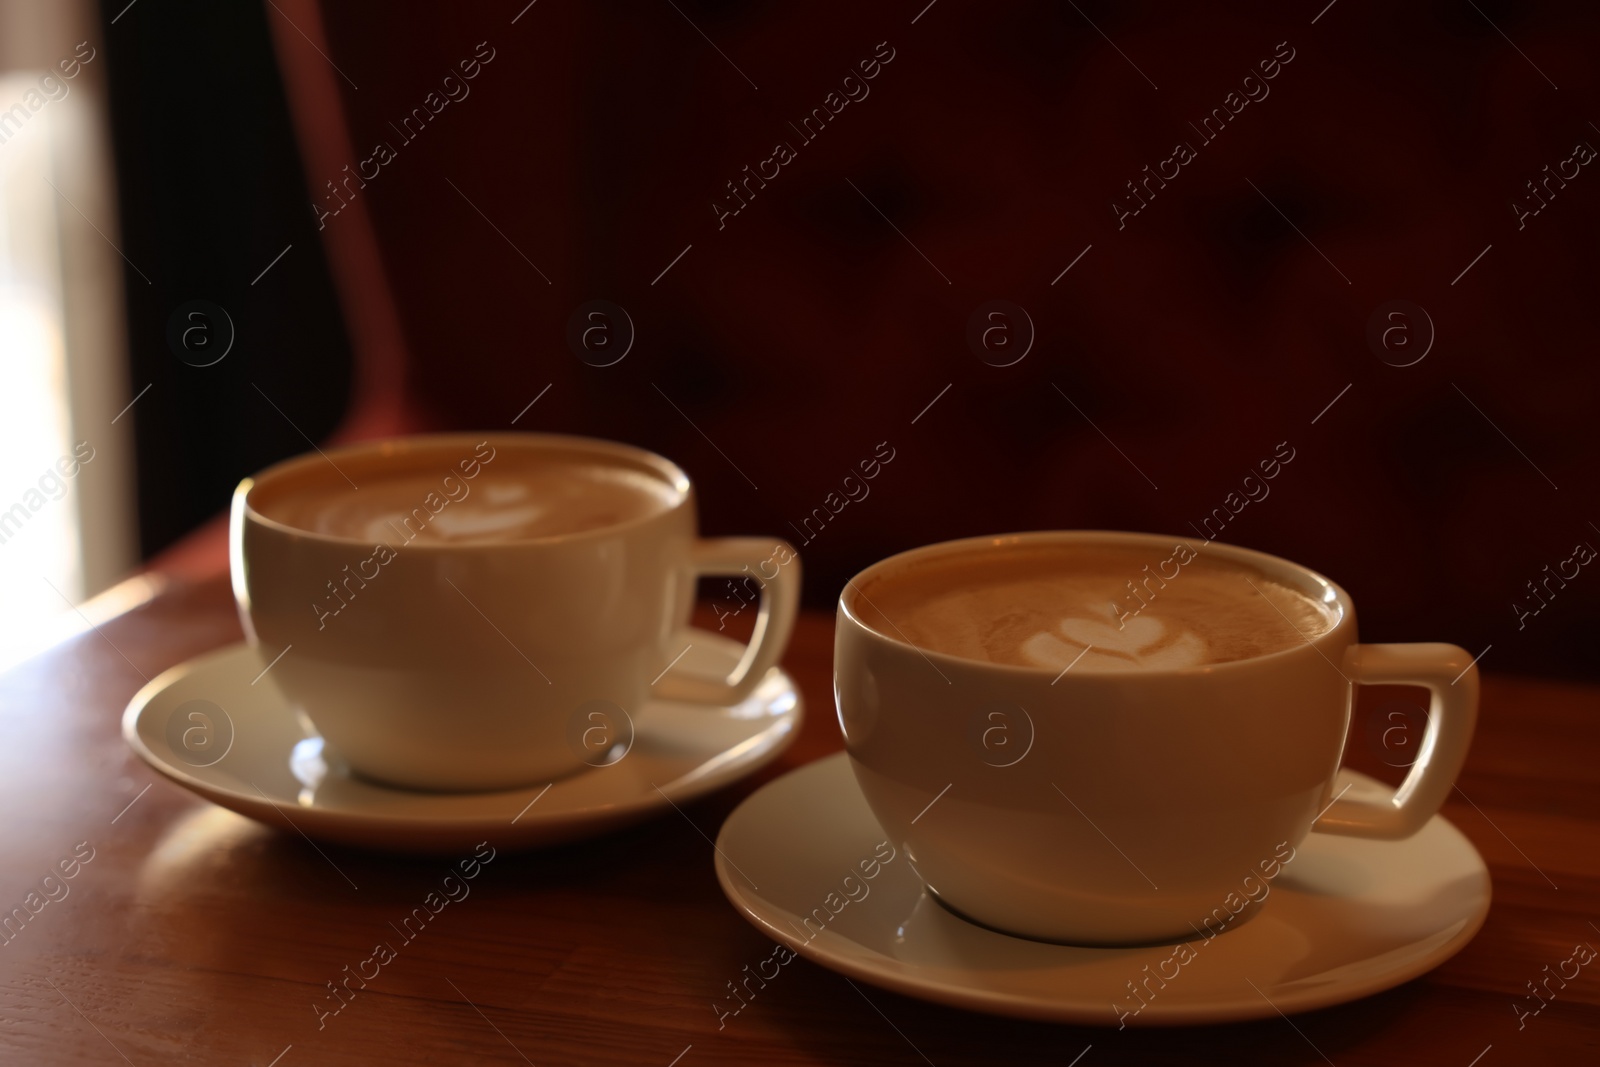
[123,634,801,854]
[714,753,1490,1026]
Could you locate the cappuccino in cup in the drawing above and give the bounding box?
[254,446,680,546]
[856,544,1337,673]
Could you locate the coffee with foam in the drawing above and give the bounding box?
[255,449,680,545]
[856,543,1337,672]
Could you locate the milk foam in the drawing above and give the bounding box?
[859,545,1336,671]
[1019,609,1209,673]
[260,460,678,544]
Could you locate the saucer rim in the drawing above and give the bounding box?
[714,752,1492,1027]
[123,636,802,845]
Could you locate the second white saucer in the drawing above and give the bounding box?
[124,633,801,854]
[714,753,1490,1026]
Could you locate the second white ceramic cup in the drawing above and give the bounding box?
[835,531,1478,945]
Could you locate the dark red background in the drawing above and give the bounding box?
[266,0,1598,677]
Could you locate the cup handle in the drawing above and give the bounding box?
[1312,642,1479,840]
[650,538,801,707]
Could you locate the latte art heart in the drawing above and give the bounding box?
[1058,612,1166,653]
[1021,613,1208,673]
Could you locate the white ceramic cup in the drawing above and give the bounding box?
[232,432,800,791]
[834,531,1478,945]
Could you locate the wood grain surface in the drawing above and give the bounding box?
[0,574,1594,1065]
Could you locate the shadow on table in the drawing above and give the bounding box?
[127,801,678,990]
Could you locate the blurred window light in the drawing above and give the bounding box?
[0,54,134,673]
[0,69,82,670]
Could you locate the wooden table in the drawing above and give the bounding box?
[1,573,1595,1065]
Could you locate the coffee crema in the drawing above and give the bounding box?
[856,543,1338,671]
[256,449,679,545]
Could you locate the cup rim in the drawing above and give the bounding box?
[235,431,694,550]
[838,530,1354,678]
